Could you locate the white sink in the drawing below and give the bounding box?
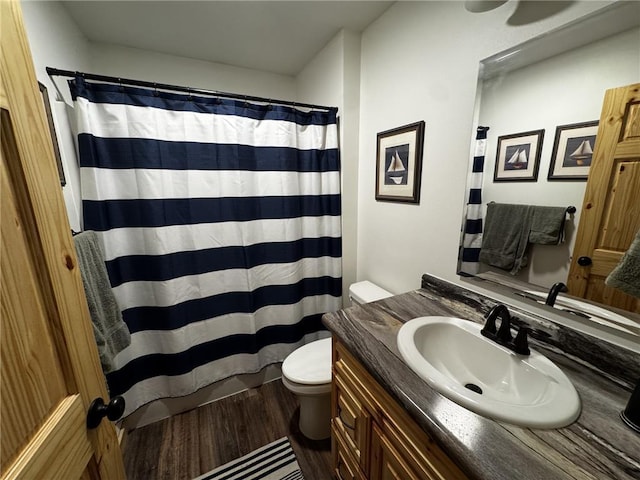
[397,316,581,429]
[524,290,640,335]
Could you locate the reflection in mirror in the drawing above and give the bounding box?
[459,2,640,331]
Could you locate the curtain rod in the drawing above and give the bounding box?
[46,67,337,112]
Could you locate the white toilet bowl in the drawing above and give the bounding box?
[281,281,392,440]
[281,337,332,440]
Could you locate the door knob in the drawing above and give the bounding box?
[577,256,592,266]
[86,396,125,429]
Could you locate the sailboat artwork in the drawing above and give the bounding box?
[505,146,529,170]
[385,146,409,185]
[564,136,595,166]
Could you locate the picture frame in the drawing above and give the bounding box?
[493,129,544,182]
[547,121,598,181]
[375,121,425,203]
[38,82,66,186]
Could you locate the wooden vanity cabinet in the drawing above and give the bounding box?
[331,340,468,480]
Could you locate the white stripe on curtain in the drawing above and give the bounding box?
[97,216,342,260]
[71,78,342,417]
[81,169,341,200]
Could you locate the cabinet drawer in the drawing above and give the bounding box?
[333,371,370,472]
[332,423,365,480]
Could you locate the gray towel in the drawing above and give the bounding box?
[74,231,130,373]
[479,203,533,274]
[606,229,640,299]
[529,206,567,245]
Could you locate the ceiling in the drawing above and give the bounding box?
[61,1,395,76]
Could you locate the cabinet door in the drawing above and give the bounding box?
[371,424,424,480]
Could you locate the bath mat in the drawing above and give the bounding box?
[194,436,304,480]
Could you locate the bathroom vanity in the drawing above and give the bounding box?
[322,275,640,479]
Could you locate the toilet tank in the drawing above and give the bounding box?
[349,281,393,306]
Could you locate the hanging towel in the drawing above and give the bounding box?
[479,203,534,274]
[605,229,640,299]
[529,206,567,245]
[74,231,130,373]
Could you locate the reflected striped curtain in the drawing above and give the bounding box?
[458,126,489,276]
[70,78,342,417]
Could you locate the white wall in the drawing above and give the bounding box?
[21,0,93,231]
[297,30,361,305]
[356,0,616,296]
[88,43,296,99]
[479,27,640,288]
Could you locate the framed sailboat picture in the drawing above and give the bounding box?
[493,129,544,182]
[375,121,425,203]
[493,130,544,182]
[547,121,598,180]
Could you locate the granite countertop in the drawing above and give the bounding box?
[322,275,640,480]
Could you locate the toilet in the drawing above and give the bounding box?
[281,281,393,439]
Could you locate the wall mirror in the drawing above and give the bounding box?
[459,1,640,340]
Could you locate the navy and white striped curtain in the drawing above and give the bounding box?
[70,78,342,417]
[458,126,489,276]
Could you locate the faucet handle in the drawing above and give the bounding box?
[497,316,513,343]
[513,327,530,355]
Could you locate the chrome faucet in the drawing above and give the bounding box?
[545,282,568,306]
[481,304,530,355]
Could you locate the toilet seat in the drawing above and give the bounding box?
[282,337,332,386]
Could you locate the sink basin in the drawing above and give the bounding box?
[397,316,581,428]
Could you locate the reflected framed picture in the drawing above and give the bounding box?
[375,121,425,203]
[493,129,544,182]
[38,82,66,186]
[547,121,598,181]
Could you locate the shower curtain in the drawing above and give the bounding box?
[458,126,489,276]
[70,78,342,416]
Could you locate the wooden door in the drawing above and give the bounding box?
[567,83,640,313]
[1,0,125,478]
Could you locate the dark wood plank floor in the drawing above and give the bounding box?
[122,379,332,480]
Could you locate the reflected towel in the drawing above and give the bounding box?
[529,206,567,245]
[479,203,533,274]
[606,229,640,299]
[74,231,130,373]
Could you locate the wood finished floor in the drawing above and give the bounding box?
[122,379,332,480]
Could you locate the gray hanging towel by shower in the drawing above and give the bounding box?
[74,230,131,373]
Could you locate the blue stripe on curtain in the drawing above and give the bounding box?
[458,126,489,276]
[70,79,336,125]
[84,195,341,231]
[77,136,340,171]
[106,237,342,286]
[71,77,342,417]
